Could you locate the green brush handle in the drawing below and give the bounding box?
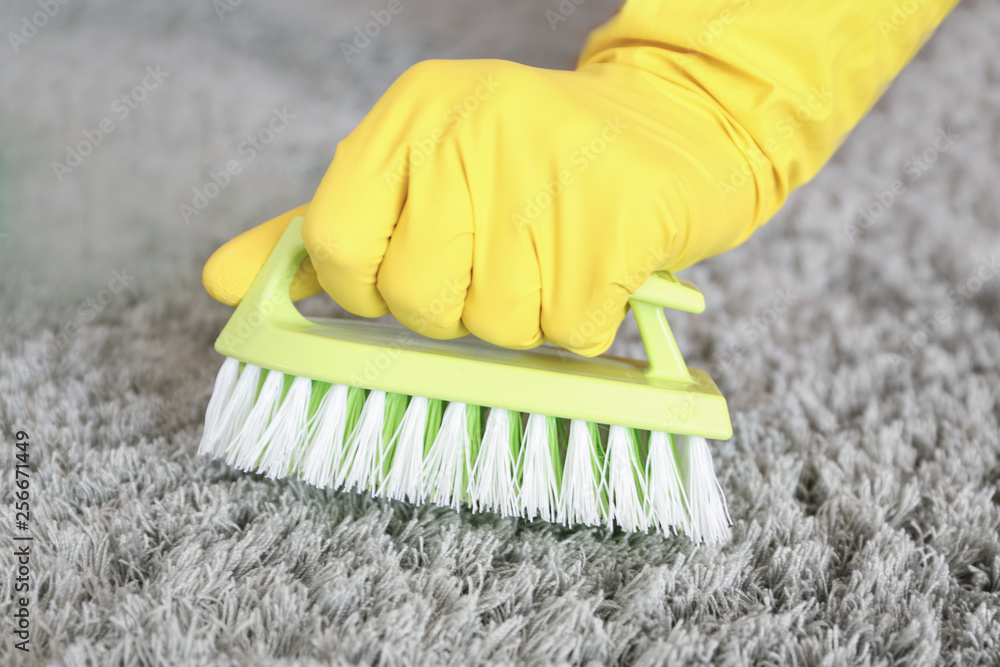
[630,272,704,386]
[244,217,704,387]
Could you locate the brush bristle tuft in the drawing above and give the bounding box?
[679,435,732,544]
[422,402,475,510]
[559,420,604,527]
[470,408,519,517]
[379,396,429,503]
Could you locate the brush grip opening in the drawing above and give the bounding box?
[245,216,702,385]
[236,217,314,330]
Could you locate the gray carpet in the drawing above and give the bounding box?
[2,0,999,664]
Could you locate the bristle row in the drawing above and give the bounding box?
[199,360,731,543]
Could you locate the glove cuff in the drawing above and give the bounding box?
[578,0,960,231]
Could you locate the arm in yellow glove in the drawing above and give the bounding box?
[204,0,959,356]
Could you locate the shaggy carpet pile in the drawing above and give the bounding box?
[1,0,998,664]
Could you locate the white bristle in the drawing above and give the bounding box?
[299,384,349,488]
[203,363,262,458]
[679,435,732,544]
[379,396,429,502]
[605,426,649,532]
[226,370,285,471]
[646,431,690,536]
[255,376,313,479]
[338,390,387,493]
[559,420,603,527]
[470,409,518,517]
[422,402,473,509]
[199,357,242,456]
[518,414,559,522]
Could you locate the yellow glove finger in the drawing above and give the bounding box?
[461,171,545,351]
[304,61,458,319]
[202,204,321,306]
[377,139,472,340]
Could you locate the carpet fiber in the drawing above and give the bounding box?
[1,1,999,664]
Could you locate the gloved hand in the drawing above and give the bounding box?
[204,59,758,356]
[204,0,959,356]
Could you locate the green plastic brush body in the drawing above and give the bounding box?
[216,217,731,440]
[200,216,733,542]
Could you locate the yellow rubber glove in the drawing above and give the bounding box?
[204,0,959,356]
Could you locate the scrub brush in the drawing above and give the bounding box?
[198,217,733,542]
